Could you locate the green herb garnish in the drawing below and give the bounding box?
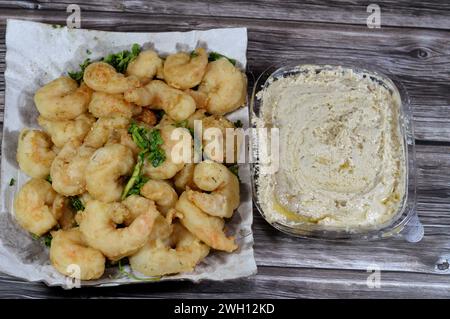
[208,52,236,66]
[234,120,243,128]
[128,122,166,167]
[103,43,141,73]
[121,151,148,200]
[69,196,85,211]
[43,234,53,247]
[68,58,91,83]
[45,175,52,184]
[86,49,92,55]
[228,164,240,180]
[190,51,199,58]
[9,178,15,186]
[117,259,160,282]
[128,122,151,149]
[30,233,52,247]
[175,120,195,137]
[147,129,166,167]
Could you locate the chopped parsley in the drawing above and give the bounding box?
[117,258,160,282]
[68,58,91,83]
[122,123,167,199]
[190,50,199,58]
[43,234,53,247]
[103,43,141,73]
[228,164,239,179]
[175,120,194,136]
[121,151,148,200]
[128,122,166,168]
[147,129,166,167]
[208,52,236,66]
[9,178,15,186]
[69,196,85,211]
[234,120,243,128]
[30,233,53,247]
[45,175,52,184]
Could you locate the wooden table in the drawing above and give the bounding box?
[1,0,450,298]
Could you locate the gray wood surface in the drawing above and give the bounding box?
[1,0,450,299]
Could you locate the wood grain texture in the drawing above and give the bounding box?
[0,0,450,299]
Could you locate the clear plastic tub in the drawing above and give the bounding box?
[250,61,423,242]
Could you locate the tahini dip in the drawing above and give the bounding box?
[255,65,406,230]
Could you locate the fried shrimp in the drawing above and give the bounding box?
[173,163,197,193]
[83,62,140,94]
[52,195,77,230]
[34,77,92,120]
[187,58,247,115]
[50,228,105,280]
[88,92,141,118]
[14,179,58,236]
[78,199,158,260]
[50,140,96,196]
[140,180,178,215]
[202,114,239,162]
[129,223,209,277]
[84,116,130,148]
[163,48,208,90]
[187,161,240,218]
[126,50,163,84]
[38,113,96,148]
[85,144,135,202]
[175,191,237,252]
[124,80,196,121]
[17,129,56,179]
[143,125,190,180]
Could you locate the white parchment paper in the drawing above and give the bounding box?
[0,19,256,287]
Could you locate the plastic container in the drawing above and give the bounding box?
[250,61,423,242]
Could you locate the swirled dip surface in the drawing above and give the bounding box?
[256,65,406,230]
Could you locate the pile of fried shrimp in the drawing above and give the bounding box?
[13,45,247,280]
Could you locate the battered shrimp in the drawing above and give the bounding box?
[84,117,130,148]
[78,199,158,260]
[175,191,237,252]
[163,48,208,90]
[85,144,135,202]
[124,80,196,121]
[83,62,140,94]
[187,58,247,115]
[187,161,240,218]
[50,228,105,280]
[17,129,56,179]
[126,49,163,84]
[88,92,141,118]
[52,195,76,230]
[14,179,58,236]
[143,125,190,180]
[133,109,157,126]
[34,77,92,120]
[173,163,197,193]
[106,128,141,156]
[202,114,239,163]
[130,223,209,277]
[38,113,96,148]
[50,140,96,196]
[140,180,178,215]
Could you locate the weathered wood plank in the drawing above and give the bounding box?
[0,8,449,140]
[1,0,450,30]
[1,266,450,298]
